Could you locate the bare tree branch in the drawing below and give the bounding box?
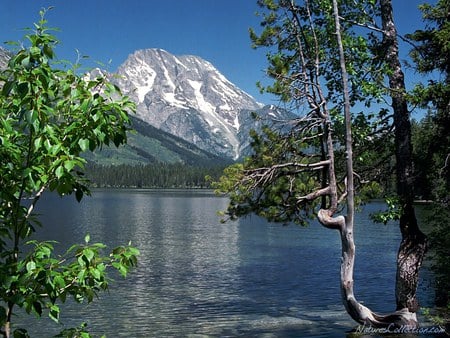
[25,185,47,220]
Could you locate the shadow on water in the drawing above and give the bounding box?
[13,189,442,337]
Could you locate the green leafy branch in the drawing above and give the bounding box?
[0,8,137,338]
[4,235,139,324]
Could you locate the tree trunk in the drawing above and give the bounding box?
[318,211,419,328]
[380,0,427,320]
[321,0,427,329]
[340,219,421,327]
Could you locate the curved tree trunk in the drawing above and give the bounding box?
[340,218,419,327]
[324,0,427,329]
[318,209,418,328]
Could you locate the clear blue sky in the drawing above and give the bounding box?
[0,0,434,105]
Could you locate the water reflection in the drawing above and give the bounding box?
[18,190,436,337]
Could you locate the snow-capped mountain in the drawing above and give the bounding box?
[114,48,288,159]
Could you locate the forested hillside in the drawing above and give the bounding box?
[82,116,232,188]
[85,162,226,188]
[83,116,231,167]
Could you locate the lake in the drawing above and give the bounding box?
[17,189,436,337]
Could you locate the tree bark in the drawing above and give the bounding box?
[380,0,427,319]
[324,0,427,328]
[336,215,419,328]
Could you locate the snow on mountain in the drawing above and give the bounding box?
[114,48,280,159]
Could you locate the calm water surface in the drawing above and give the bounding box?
[17,189,435,337]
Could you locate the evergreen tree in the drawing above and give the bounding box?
[408,0,450,323]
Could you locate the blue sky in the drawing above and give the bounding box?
[0,0,435,105]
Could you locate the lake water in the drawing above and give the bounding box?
[17,189,437,337]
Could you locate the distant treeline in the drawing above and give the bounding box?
[84,162,227,189]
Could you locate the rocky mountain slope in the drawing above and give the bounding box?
[83,116,231,166]
[0,47,10,69]
[114,48,290,160]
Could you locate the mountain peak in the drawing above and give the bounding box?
[115,48,265,159]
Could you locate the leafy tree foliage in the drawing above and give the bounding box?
[219,0,400,228]
[408,0,450,323]
[0,11,138,337]
[408,0,450,112]
[219,0,387,223]
[412,114,450,201]
[408,0,450,203]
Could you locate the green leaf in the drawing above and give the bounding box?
[49,304,60,323]
[91,268,101,280]
[78,138,90,152]
[49,144,62,155]
[78,255,86,267]
[127,246,140,256]
[55,165,65,179]
[2,81,14,96]
[112,262,128,277]
[83,248,94,262]
[63,160,76,172]
[77,268,87,283]
[30,46,41,57]
[34,136,42,150]
[84,233,90,244]
[53,275,66,289]
[26,261,36,272]
[43,44,54,59]
[21,56,31,68]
